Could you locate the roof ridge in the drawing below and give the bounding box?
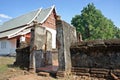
[0,8,41,33]
[2,9,38,25]
[40,5,55,23]
[17,8,42,36]
[27,8,42,24]
[7,8,43,38]
[12,6,55,37]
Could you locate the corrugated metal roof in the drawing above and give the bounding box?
[36,7,53,23]
[8,27,31,38]
[0,10,39,32]
[0,6,54,33]
[0,6,55,38]
[0,27,23,38]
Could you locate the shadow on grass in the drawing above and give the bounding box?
[7,64,16,68]
[7,63,29,71]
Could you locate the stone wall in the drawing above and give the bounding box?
[56,20,77,72]
[15,23,53,70]
[71,39,120,79]
[71,39,120,68]
[14,46,30,68]
[29,23,53,71]
[35,50,52,68]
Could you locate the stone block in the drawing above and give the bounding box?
[56,71,66,78]
[75,73,90,76]
[37,72,50,77]
[90,74,105,78]
[90,68,109,75]
[72,67,90,73]
[112,69,120,77]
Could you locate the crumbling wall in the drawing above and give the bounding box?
[15,23,53,70]
[34,50,52,68]
[71,39,120,79]
[56,20,77,72]
[14,46,30,68]
[29,23,53,71]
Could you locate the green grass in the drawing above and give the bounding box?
[0,65,8,73]
[0,57,15,73]
[0,56,17,80]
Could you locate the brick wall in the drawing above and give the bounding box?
[70,39,120,79]
[42,10,56,29]
[71,39,120,69]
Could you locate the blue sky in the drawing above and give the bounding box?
[0,0,120,28]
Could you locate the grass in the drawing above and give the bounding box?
[0,56,15,72]
[0,56,21,80]
[0,65,8,73]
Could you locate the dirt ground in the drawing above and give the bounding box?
[0,56,106,80]
[8,73,52,80]
[0,56,56,80]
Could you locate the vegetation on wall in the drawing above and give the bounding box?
[71,3,120,40]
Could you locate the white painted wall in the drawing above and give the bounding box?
[0,38,16,55]
[9,38,16,54]
[0,27,56,55]
[46,27,56,49]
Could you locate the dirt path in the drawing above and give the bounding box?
[7,69,53,80]
[0,57,106,80]
[9,74,40,80]
[8,74,53,80]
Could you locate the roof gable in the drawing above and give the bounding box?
[36,6,55,23]
[0,6,55,33]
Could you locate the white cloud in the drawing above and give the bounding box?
[0,14,12,19]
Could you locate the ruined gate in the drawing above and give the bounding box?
[29,22,52,71]
[29,19,77,73]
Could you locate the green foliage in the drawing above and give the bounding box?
[114,27,120,38]
[71,3,120,40]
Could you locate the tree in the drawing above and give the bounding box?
[114,27,120,38]
[71,3,120,40]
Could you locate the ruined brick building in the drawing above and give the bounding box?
[1,5,120,79]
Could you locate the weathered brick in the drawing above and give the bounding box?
[72,67,90,73]
[75,73,90,76]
